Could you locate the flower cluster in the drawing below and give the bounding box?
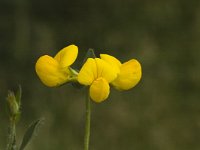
[35,45,142,102]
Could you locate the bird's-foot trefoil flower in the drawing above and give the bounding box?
[78,58,118,103]
[100,54,142,90]
[35,45,78,87]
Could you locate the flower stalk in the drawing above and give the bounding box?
[6,89,21,150]
[7,119,17,150]
[84,88,91,150]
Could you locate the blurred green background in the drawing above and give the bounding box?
[0,0,200,149]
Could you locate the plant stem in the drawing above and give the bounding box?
[7,118,17,150]
[84,89,91,150]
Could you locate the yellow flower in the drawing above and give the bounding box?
[100,54,142,90]
[35,45,78,87]
[78,58,117,103]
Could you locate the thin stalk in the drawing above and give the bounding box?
[84,89,91,150]
[7,119,17,150]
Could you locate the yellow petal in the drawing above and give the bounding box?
[112,59,142,90]
[89,77,110,102]
[95,58,118,83]
[35,55,69,87]
[100,54,121,74]
[54,45,78,68]
[78,58,97,85]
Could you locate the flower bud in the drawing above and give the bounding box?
[6,91,20,121]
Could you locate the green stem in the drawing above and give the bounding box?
[84,89,91,150]
[7,118,17,150]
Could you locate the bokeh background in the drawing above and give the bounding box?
[0,0,200,149]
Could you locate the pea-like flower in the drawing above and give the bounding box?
[35,45,78,87]
[78,58,118,103]
[100,54,142,90]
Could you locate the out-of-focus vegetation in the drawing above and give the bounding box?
[0,0,200,150]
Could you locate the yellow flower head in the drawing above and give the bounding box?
[100,54,142,90]
[35,45,78,87]
[78,58,117,103]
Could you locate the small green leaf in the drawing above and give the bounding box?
[19,119,42,150]
[83,48,96,64]
[15,85,22,107]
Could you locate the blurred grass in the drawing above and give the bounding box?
[0,0,200,149]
